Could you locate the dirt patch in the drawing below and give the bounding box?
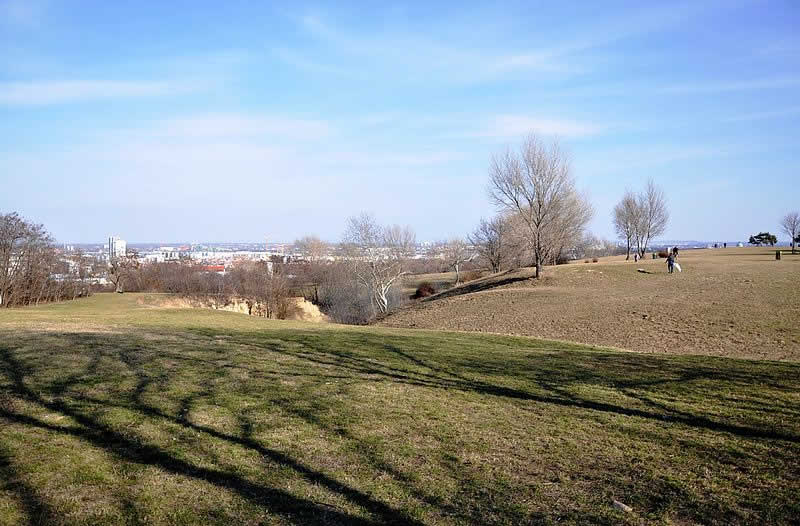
[138,294,328,323]
[379,248,800,361]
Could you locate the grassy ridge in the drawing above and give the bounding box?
[1,294,799,525]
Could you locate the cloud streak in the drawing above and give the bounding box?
[0,80,192,105]
[660,76,800,94]
[478,115,605,139]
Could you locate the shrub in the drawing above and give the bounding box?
[584,259,590,263]
[412,281,436,299]
[315,263,374,324]
[657,251,669,258]
[592,257,599,263]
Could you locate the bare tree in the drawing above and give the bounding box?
[342,212,415,315]
[488,133,593,278]
[469,215,512,273]
[441,238,471,285]
[634,179,669,258]
[0,212,89,307]
[0,212,52,307]
[294,235,329,262]
[612,190,639,260]
[108,254,139,293]
[549,189,594,264]
[780,211,800,254]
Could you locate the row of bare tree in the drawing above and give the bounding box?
[289,135,605,321]
[0,212,92,307]
[110,259,298,319]
[612,180,670,259]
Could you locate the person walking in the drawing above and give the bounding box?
[666,253,675,274]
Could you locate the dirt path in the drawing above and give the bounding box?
[379,248,800,361]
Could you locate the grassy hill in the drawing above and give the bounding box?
[1,294,799,525]
[382,247,800,361]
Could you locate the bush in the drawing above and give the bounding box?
[314,263,374,324]
[412,281,436,299]
[584,259,590,263]
[657,251,669,258]
[592,257,599,263]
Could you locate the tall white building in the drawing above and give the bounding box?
[108,236,127,260]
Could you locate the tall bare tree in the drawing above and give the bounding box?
[634,179,669,258]
[469,215,512,273]
[780,211,800,254]
[612,190,639,260]
[488,133,593,278]
[342,212,415,315]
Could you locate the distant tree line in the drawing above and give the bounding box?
[0,212,92,307]
[113,260,298,320]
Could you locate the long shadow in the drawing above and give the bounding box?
[205,329,800,445]
[212,329,800,444]
[0,444,59,526]
[0,406,383,526]
[3,327,800,525]
[419,269,534,302]
[0,344,424,526]
[282,336,800,444]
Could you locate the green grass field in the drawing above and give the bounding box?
[1,294,799,525]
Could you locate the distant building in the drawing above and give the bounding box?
[108,236,127,260]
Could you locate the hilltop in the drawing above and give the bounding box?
[380,247,800,361]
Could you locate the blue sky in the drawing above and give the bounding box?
[1,0,798,243]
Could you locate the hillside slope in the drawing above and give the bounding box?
[0,293,799,525]
[380,248,800,361]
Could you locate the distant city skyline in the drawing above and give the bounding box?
[1,1,798,243]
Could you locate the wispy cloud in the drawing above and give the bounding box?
[478,115,605,139]
[156,113,333,140]
[287,13,581,82]
[0,80,192,105]
[318,150,464,167]
[272,48,354,77]
[576,143,759,176]
[660,76,800,94]
[282,3,724,83]
[724,106,800,122]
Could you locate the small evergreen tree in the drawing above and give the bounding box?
[748,232,778,246]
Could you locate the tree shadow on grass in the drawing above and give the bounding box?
[0,443,59,526]
[0,338,423,526]
[418,269,534,302]
[266,331,800,444]
[1,327,799,525]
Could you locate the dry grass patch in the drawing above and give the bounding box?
[382,247,800,360]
